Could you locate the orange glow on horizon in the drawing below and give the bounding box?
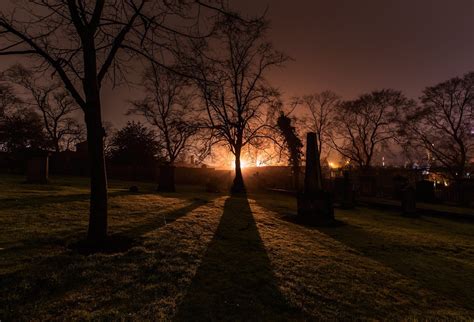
[230,158,251,170]
[328,161,339,169]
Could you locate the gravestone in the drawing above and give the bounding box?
[26,150,49,184]
[297,132,334,225]
[157,165,176,192]
[401,186,417,217]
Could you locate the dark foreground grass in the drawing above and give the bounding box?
[1,174,473,320]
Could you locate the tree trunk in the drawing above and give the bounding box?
[85,108,108,244]
[232,146,245,193]
[54,140,60,153]
[81,33,108,245]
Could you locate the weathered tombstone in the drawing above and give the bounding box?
[341,170,355,209]
[297,132,334,225]
[26,149,49,184]
[157,165,176,192]
[401,186,417,217]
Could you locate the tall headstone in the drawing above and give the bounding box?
[297,132,334,225]
[304,132,322,194]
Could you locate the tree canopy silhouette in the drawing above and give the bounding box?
[3,65,84,152]
[332,89,414,169]
[128,63,198,165]
[109,121,160,165]
[400,72,473,202]
[188,15,288,192]
[298,90,340,162]
[0,0,228,244]
[277,112,303,190]
[0,107,48,153]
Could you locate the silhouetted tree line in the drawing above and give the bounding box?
[291,72,473,187]
[0,1,472,246]
[107,121,160,165]
[0,66,85,153]
[0,0,277,244]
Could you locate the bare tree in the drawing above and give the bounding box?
[401,72,474,184]
[0,0,225,244]
[189,16,288,192]
[0,106,49,153]
[298,90,340,161]
[3,64,84,152]
[128,63,198,165]
[332,89,413,169]
[0,82,19,118]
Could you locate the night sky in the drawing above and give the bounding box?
[1,0,473,127]
[247,0,474,98]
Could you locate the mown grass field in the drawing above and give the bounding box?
[1,174,473,320]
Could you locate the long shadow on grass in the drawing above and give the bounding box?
[2,197,209,256]
[0,190,141,210]
[250,193,474,311]
[119,198,210,239]
[316,220,474,311]
[0,198,213,319]
[175,194,305,321]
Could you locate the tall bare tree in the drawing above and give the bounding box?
[3,64,84,152]
[128,63,198,165]
[298,90,340,161]
[0,82,19,118]
[400,72,474,184]
[0,107,48,153]
[0,0,225,244]
[189,16,288,192]
[332,89,413,169]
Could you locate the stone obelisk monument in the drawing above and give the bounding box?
[297,132,334,225]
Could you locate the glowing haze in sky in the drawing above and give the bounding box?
[0,0,473,128]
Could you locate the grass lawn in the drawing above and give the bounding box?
[1,174,473,320]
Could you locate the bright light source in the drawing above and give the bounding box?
[231,158,251,169]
